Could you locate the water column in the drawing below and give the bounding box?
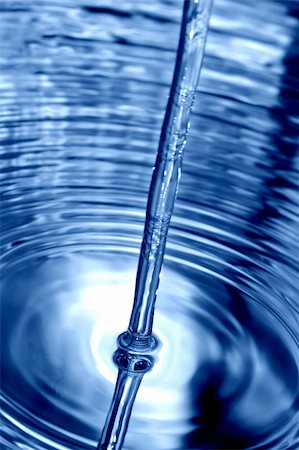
[98,1,213,448]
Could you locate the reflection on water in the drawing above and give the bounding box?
[1,1,298,449]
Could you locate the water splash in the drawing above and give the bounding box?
[99,1,214,448]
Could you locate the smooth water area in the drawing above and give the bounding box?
[1,1,299,449]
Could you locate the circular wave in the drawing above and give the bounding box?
[1,1,298,449]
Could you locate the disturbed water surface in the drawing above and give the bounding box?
[1,1,299,449]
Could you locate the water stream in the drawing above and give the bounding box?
[99,2,213,448]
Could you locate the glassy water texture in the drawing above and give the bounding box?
[1,1,299,450]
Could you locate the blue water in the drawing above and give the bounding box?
[1,1,299,450]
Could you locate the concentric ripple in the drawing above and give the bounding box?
[1,1,299,450]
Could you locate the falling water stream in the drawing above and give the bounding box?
[1,1,299,450]
[99,2,213,448]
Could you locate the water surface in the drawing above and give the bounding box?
[1,1,299,449]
